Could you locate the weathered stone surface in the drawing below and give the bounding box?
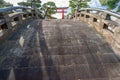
[0,19,119,80]
[74,10,120,56]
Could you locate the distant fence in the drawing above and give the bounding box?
[0,6,42,44]
[71,8,120,53]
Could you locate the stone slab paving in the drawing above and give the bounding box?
[0,19,120,80]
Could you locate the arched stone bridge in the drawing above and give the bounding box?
[0,7,120,80]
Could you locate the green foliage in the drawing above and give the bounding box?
[27,0,41,3]
[107,0,119,9]
[3,2,13,7]
[69,0,76,13]
[41,1,56,18]
[80,2,88,8]
[117,6,120,12]
[18,2,30,7]
[0,0,5,5]
[69,0,88,14]
[33,3,41,7]
[18,0,41,8]
[100,0,119,9]
[100,0,107,5]
[18,0,54,18]
[31,0,41,8]
[0,0,13,8]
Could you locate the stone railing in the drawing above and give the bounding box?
[72,8,120,53]
[0,6,42,44]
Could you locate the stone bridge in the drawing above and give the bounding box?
[0,7,120,80]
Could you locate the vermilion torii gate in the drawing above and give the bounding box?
[56,7,68,19]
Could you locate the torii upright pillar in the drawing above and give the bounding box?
[56,7,68,19]
[62,9,64,19]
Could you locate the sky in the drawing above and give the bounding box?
[4,0,69,7]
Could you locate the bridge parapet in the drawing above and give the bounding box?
[0,7,42,44]
[72,8,120,53]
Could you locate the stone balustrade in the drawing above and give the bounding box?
[0,7,42,44]
[72,8,120,53]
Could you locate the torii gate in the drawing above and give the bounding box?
[56,7,68,19]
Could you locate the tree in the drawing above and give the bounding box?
[41,1,56,18]
[100,0,119,9]
[69,0,89,14]
[0,0,5,5]
[100,0,107,5]
[18,2,30,7]
[0,0,5,8]
[107,0,119,9]
[0,0,13,8]
[117,6,120,12]
[3,2,13,7]
[18,0,41,8]
[30,0,41,8]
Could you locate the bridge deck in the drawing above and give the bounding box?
[0,19,120,80]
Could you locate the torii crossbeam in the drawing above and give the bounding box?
[56,7,68,19]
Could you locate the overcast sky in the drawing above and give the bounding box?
[4,0,69,7]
